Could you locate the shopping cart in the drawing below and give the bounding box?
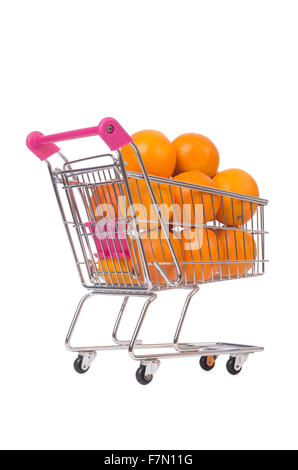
[27,118,268,384]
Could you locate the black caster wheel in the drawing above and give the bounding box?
[136,365,153,385]
[226,356,242,375]
[73,355,90,374]
[200,355,216,371]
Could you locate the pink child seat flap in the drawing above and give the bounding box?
[85,219,131,259]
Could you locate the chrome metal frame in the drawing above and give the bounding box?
[44,142,268,377]
[64,287,263,364]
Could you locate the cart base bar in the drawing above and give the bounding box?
[66,341,263,356]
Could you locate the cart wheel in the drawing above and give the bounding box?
[226,356,242,375]
[136,365,153,385]
[200,355,216,371]
[73,355,90,374]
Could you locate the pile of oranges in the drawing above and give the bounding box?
[92,129,259,285]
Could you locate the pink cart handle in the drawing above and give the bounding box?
[26,117,133,160]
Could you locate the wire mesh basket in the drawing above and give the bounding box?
[58,154,267,292]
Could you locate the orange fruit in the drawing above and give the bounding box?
[89,182,122,220]
[173,133,219,177]
[90,179,174,228]
[181,228,223,282]
[217,228,257,277]
[172,170,220,224]
[97,257,138,285]
[121,130,176,178]
[121,180,174,229]
[138,229,183,284]
[213,169,259,226]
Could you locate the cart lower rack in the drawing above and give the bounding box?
[27,117,268,384]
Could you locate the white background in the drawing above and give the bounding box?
[1,0,297,450]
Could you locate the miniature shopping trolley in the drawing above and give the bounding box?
[27,118,268,384]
